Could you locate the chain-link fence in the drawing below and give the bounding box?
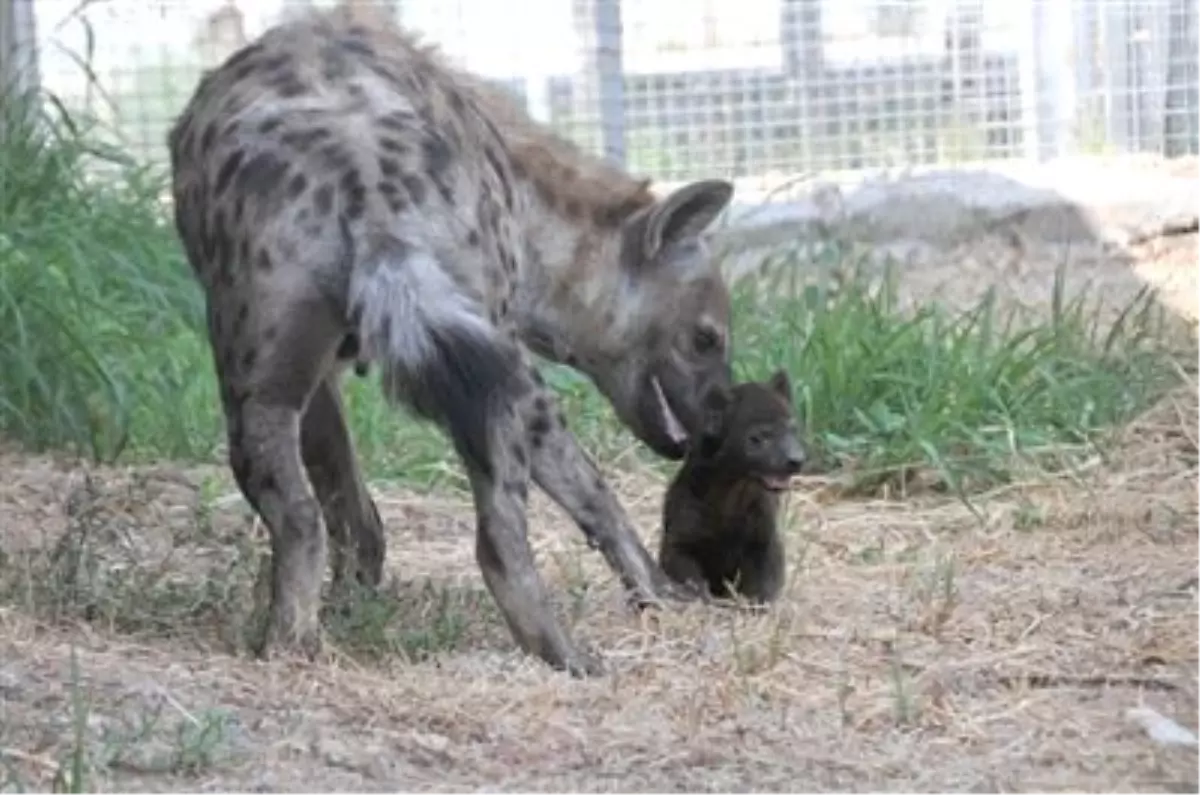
[7,0,1199,184]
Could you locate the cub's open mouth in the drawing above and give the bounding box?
[650,376,688,447]
[758,474,794,491]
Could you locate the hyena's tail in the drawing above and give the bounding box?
[347,233,524,479]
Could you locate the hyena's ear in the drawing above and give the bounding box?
[768,369,793,403]
[634,179,734,263]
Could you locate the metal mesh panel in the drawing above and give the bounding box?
[12,0,1199,180]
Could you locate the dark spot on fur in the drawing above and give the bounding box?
[321,44,351,80]
[378,136,406,154]
[422,135,455,203]
[401,174,427,204]
[287,172,308,199]
[214,149,245,196]
[222,42,265,74]
[314,184,334,216]
[262,53,290,72]
[378,110,414,132]
[556,411,568,429]
[449,90,467,113]
[319,143,353,172]
[498,298,509,317]
[240,348,257,372]
[483,148,514,209]
[340,37,375,58]
[340,169,367,220]
[256,249,273,271]
[564,199,582,219]
[379,157,401,178]
[467,230,480,246]
[200,123,218,152]
[267,71,306,98]
[378,181,405,212]
[258,472,278,493]
[258,116,283,135]
[235,152,290,201]
[282,127,331,151]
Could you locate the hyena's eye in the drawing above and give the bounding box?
[692,325,721,354]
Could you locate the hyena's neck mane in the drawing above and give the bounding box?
[330,6,656,360]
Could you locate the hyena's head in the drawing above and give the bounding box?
[585,179,737,460]
[692,369,807,490]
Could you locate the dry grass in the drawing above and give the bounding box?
[1,375,1196,793]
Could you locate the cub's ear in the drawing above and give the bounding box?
[768,369,793,403]
[694,383,733,460]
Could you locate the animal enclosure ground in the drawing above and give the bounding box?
[1,198,1197,792]
[1,377,1196,792]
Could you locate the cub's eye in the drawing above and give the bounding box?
[692,325,721,354]
[746,430,766,448]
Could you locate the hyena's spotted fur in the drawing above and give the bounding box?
[168,6,735,676]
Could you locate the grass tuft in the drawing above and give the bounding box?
[0,90,1187,500]
[730,248,1187,497]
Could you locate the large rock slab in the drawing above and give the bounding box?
[673,155,1198,282]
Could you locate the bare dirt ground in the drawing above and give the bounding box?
[1,230,1197,792]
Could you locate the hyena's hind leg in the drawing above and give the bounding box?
[300,375,386,596]
[520,369,695,606]
[349,236,602,676]
[216,292,345,659]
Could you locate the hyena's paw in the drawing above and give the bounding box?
[250,559,327,662]
[626,571,706,612]
[257,606,325,662]
[556,642,606,678]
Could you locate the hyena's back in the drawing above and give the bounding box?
[170,10,532,470]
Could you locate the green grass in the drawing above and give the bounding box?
[0,91,1188,500]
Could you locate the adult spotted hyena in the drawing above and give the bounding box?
[168,6,735,676]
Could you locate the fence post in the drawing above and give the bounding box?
[1028,0,1077,161]
[572,0,626,167]
[1,0,39,96]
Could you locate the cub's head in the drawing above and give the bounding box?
[691,369,806,490]
[584,179,736,461]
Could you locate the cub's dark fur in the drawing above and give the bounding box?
[658,370,805,604]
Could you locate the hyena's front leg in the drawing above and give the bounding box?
[463,401,604,678]
[520,372,696,607]
[300,375,386,594]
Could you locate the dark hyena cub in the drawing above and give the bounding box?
[659,370,805,604]
[167,6,737,676]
